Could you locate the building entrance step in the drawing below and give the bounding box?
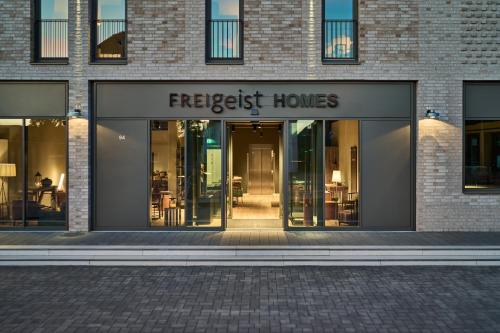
[1,245,500,266]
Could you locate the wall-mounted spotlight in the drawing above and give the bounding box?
[67,103,83,119]
[425,109,449,121]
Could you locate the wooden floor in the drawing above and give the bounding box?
[226,219,282,229]
[231,194,280,220]
[1,231,500,247]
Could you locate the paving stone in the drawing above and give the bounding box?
[2,231,500,247]
[0,267,499,332]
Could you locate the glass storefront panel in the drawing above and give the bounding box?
[26,119,67,227]
[0,120,23,227]
[324,120,359,227]
[150,120,185,227]
[288,120,323,227]
[185,120,222,227]
[465,120,500,190]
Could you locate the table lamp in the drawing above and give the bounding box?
[330,170,342,202]
[331,170,342,186]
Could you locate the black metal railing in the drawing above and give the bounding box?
[323,19,357,60]
[94,19,127,59]
[36,19,68,59]
[207,19,243,61]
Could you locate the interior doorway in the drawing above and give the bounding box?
[226,121,283,229]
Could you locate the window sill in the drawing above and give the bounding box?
[322,59,359,65]
[463,188,500,195]
[90,59,128,65]
[206,58,244,65]
[31,59,69,65]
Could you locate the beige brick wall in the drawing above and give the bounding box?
[128,0,187,65]
[0,0,499,231]
[358,0,419,64]
[245,0,303,65]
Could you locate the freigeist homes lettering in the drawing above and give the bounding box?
[169,90,339,113]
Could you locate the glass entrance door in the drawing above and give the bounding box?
[225,121,284,229]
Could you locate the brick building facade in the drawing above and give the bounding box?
[0,0,499,231]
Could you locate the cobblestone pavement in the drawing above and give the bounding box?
[0,267,499,333]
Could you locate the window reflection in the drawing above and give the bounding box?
[37,0,68,59]
[212,0,239,19]
[465,120,500,190]
[150,121,185,227]
[97,0,126,19]
[288,120,323,227]
[325,0,354,20]
[0,120,23,227]
[95,0,126,59]
[323,0,356,60]
[185,120,222,227]
[324,120,359,227]
[209,0,241,60]
[26,119,67,227]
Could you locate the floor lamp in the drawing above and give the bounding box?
[0,163,16,219]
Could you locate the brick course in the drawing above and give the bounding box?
[0,0,499,231]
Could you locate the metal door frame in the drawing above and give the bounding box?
[222,120,286,230]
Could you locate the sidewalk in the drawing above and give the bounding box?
[1,230,500,246]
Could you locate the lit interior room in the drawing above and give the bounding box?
[0,119,67,228]
[286,119,360,228]
[226,122,283,229]
[150,120,185,227]
[324,120,359,227]
[150,120,223,228]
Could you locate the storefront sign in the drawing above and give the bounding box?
[168,91,339,114]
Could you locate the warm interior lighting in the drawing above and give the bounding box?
[331,170,342,184]
[57,173,65,191]
[0,163,16,218]
[0,163,16,177]
[34,172,42,188]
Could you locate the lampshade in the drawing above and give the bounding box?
[0,163,16,177]
[331,170,342,183]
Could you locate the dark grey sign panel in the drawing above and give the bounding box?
[96,119,149,229]
[465,83,500,119]
[96,82,412,119]
[361,120,412,230]
[0,82,67,117]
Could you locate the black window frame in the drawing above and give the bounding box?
[463,82,500,194]
[205,0,244,65]
[463,119,500,194]
[90,0,128,64]
[321,0,359,65]
[32,0,69,64]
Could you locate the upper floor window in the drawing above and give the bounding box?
[322,0,358,63]
[206,0,243,64]
[91,0,127,62]
[33,0,68,63]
